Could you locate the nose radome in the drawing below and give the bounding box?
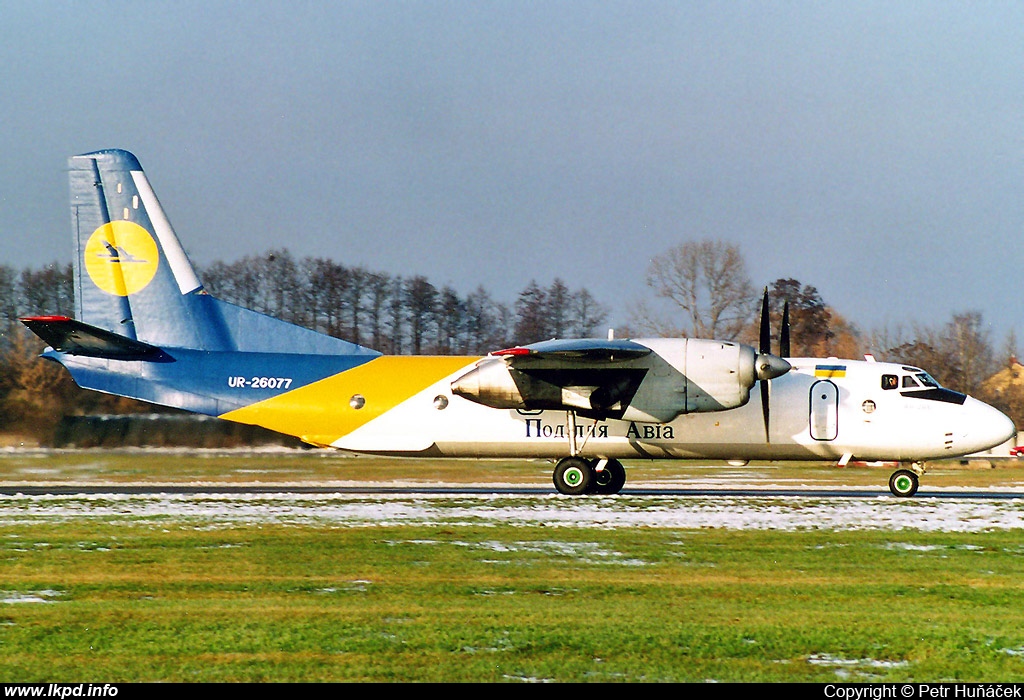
[964,398,1016,453]
[993,408,1018,447]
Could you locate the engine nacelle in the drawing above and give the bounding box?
[450,357,528,409]
[622,338,759,422]
[450,337,790,423]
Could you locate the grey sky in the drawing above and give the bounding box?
[2,1,1022,349]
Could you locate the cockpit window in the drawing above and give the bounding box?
[881,374,898,390]
[896,369,965,404]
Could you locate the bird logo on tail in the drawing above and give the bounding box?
[83,221,159,296]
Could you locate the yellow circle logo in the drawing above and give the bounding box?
[84,221,160,296]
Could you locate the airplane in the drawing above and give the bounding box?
[20,149,1016,498]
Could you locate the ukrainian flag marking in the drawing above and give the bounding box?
[814,364,847,378]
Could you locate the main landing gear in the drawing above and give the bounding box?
[888,463,924,497]
[552,457,626,496]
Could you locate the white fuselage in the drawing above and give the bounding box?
[334,357,1016,463]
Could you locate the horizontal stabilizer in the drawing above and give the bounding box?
[20,316,171,361]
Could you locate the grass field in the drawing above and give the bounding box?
[2,451,1024,682]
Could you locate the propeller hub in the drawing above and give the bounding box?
[756,353,791,381]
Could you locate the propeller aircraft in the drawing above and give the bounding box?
[21,150,1016,497]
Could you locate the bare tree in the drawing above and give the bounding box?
[387,275,405,354]
[546,278,571,339]
[0,265,19,335]
[342,266,367,345]
[513,280,549,344]
[568,288,608,338]
[404,276,437,354]
[464,286,510,353]
[637,240,755,340]
[304,258,349,338]
[434,285,466,354]
[364,272,392,351]
[19,263,74,319]
[260,250,301,324]
[946,311,996,395]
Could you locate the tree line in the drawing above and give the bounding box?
[1,241,1021,441]
[199,249,609,354]
[0,254,609,437]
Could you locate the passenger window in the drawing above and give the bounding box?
[881,374,898,390]
[902,375,920,388]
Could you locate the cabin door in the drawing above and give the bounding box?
[809,380,839,441]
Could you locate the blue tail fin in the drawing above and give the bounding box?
[68,149,376,357]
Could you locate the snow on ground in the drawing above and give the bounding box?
[1,491,1024,531]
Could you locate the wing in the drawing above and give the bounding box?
[492,338,653,362]
[453,336,783,423]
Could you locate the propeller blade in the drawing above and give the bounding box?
[759,288,772,442]
[780,301,791,358]
[761,377,771,443]
[760,288,771,355]
[756,288,792,443]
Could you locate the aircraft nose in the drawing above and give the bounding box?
[991,406,1017,447]
[963,398,1016,453]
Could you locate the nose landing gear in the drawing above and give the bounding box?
[888,463,924,497]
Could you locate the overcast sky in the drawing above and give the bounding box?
[2,1,1023,350]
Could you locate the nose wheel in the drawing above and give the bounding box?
[553,457,626,495]
[888,468,920,497]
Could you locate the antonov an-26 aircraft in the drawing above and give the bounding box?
[21,150,1016,497]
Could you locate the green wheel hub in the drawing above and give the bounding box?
[889,469,920,497]
[563,466,585,487]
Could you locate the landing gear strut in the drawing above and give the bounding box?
[552,457,626,496]
[888,463,924,497]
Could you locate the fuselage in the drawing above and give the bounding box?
[47,345,1015,463]
[313,355,1015,462]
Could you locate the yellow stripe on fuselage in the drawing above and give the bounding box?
[219,355,481,446]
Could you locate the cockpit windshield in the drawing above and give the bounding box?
[882,371,946,392]
[891,369,965,405]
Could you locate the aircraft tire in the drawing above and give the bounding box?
[590,459,626,495]
[888,469,919,497]
[553,457,593,495]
